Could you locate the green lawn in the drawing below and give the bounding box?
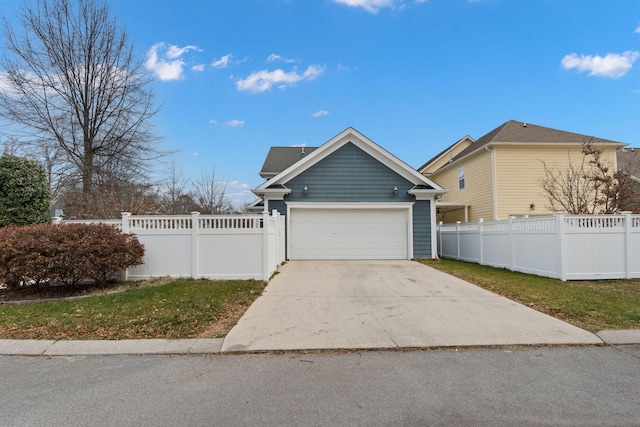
[0,279,265,340]
[421,259,640,332]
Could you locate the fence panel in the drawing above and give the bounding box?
[61,211,285,281]
[437,213,639,281]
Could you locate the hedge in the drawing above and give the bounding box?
[0,223,144,290]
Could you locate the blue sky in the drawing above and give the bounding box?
[2,0,640,207]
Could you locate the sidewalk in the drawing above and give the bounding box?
[0,330,638,356]
[0,338,224,356]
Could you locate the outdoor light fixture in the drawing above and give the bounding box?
[303,185,308,195]
[393,186,398,196]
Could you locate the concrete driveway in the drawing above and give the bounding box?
[221,261,601,352]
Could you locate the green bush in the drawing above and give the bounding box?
[0,153,51,227]
[0,223,145,290]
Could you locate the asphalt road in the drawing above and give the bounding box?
[2,346,639,426]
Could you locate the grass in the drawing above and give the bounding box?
[421,259,640,332]
[0,279,266,340]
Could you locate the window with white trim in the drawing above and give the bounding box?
[458,167,465,190]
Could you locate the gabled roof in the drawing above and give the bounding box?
[456,120,625,161]
[426,120,627,173]
[259,147,319,178]
[254,127,445,194]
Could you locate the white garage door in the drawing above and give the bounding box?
[290,208,408,260]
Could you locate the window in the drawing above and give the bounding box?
[458,167,465,190]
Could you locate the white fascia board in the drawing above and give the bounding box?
[251,187,291,200]
[255,127,445,192]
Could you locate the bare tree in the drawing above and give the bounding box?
[158,160,193,214]
[193,166,230,214]
[539,142,640,214]
[62,178,159,219]
[0,0,161,195]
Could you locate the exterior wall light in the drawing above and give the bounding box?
[303,186,309,195]
[393,186,398,196]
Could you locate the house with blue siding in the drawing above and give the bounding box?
[252,128,446,260]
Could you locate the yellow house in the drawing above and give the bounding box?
[419,120,627,223]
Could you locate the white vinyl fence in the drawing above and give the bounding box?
[54,211,286,281]
[437,212,640,281]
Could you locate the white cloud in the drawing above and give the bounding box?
[290,143,307,147]
[208,119,245,127]
[635,24,640,34]
[220,181,254,208]
[225,119,245,127]
[561,51,640,78]
[212,54,233,69]
[226,180,250,189]
[268,54,296,63]
[145,42,200,81]
[236,65,325,92]
[333,0,394,13]
[166,45,200,59]
[313,110,329,117]
[192,64,205,72]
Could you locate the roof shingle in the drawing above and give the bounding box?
[259,147,319,178]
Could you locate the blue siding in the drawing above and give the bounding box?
[412,200,432,258]
[285,142,415,202]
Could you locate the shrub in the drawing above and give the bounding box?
[0,223,144,290]
[0,154,51,227]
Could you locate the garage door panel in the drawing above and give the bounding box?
[290,208,408,260]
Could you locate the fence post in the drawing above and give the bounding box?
[120,212,131,281]
[262,210,270,281]
[509,216,515,271]
[274,210,284,264]
[437,221,442,258]
[191,212,200,279]
[120,212,131,233]
[556,212,567,281]
[623,211,632,279]
[478,218,484,265]
[455,221,461,260]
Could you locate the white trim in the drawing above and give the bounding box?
[286,202,414,209]
[253,187,291,199]
[408,189,445,200]
[286,202,415,260]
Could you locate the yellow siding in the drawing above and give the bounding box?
[430,151,494,223]
[493,146,618,219]
[422,137,473,174]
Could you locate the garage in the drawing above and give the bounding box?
[289,207,409,260]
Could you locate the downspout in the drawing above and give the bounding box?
[485,145,498,220]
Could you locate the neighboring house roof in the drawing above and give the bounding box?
[254,127,446,195]
[259,147,319,178]
[418,135,474,174]
[421,120,626,173]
